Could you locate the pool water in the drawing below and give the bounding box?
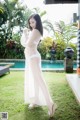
[0,60,77,69]
[42,61,64,68]
[42,61,76,68]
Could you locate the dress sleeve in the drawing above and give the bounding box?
[20,28,29,47]
[26,29,41,47]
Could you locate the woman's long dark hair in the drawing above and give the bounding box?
[28,14,43,36]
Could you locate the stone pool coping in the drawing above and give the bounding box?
[9,68,77,72]
[0,62,15,66]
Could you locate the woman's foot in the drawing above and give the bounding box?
[48,103,57,118]
[28,103,39,109]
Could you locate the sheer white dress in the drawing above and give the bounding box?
[20,29,53,106]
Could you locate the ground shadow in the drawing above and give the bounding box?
[24,104,57,120]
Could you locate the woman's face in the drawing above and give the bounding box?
[29,18,36,29]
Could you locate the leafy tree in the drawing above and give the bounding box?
[0,5,7,26]
[55,21,77,47]
[1,0,25,39]
[0,0,26,58]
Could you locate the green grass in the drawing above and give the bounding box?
[0,71,80,120]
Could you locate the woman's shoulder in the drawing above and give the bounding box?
[32,29,41,36]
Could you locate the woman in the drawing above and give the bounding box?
[20,14,57,118]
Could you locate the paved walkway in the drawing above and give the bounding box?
[66,74,80,104]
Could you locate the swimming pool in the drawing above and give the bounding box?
[0,59,77,69]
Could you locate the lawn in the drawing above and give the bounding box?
[0,71,80,120]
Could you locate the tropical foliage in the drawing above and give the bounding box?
[38,37,77,60]
[55,21,77,47]
[0,0,32,58]
[38,37,53,59]
[0,0,77,60]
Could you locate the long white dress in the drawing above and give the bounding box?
[20,28,53,106]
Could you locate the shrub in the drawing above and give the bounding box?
[38,37,53,59]
[56,40,66,60]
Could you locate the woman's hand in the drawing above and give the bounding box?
[23,27,29,34]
